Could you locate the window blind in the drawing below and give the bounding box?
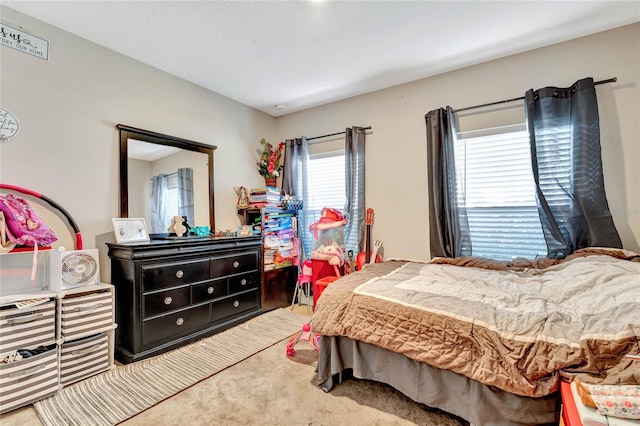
[455,129,548,260]
[164,175,179,230]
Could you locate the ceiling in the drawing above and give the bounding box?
[4,1,639,117]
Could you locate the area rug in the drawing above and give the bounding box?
[34,308,309,426]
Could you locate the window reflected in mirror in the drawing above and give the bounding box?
[128,139,209,234]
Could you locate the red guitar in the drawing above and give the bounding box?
[356,208,382,271]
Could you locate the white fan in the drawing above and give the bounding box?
[49,249,100,290]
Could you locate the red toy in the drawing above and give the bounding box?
[285,321,320,357]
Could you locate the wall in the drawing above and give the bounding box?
[0,7,275,280]
[275,23,640,260]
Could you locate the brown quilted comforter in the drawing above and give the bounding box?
[312,248,640,397]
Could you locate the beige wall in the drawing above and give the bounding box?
[275,23,640,260]
[0,7,275,278]
[1,6,638,269]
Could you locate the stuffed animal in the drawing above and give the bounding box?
[322,245,344,266]
[168,215,187,237]
[311,244,345,276]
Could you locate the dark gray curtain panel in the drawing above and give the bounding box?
[281,137,310,258]
[177,167,194,226]
[344,127,366,254]
[281,137,309,198]
[150,174,168,234]
[425,107,471,258]
[525,77,622,258]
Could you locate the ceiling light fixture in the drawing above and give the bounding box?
[275,105,288,110]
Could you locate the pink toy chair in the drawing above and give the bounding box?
[291,259,313,313]
[286,321,320,357]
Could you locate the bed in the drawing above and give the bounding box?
[312,248,640,425]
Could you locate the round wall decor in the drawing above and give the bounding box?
[0,108,21,142]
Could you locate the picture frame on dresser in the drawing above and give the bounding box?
[112,218,150,243]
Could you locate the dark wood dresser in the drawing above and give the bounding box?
[107,236,262,364]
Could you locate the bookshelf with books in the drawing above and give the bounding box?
[237,207,299,311]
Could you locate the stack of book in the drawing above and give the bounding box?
[263,211,299,271]
[249,186,281,208]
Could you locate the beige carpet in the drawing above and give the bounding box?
[1,306,467,425]
[120,338,466,425]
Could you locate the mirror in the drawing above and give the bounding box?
[117,124,216,237]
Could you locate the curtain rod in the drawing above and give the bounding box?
[150,171,177,180]
[452,77,617,114]
[307,126,372,142]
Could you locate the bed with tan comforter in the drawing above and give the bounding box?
[312,248,640,425]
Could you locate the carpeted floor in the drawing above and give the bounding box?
[119,337,467,426]
[1,307,468,425]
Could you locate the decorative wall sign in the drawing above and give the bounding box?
[0,108,20,142]
[1,23,49,60]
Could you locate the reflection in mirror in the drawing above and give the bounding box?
[117,125,216,237]
[128,140,209,233]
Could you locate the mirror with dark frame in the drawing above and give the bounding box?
[117,124,216,239]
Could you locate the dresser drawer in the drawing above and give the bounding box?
[211,290,259,322]
[61,290,113,341]
[0,300,56,353]
[143,286,190,318]
[60,333,109,386]
[142,304,210,346]
[191,279,228,304]
[142,258,210,291]
[0,344,59,414]
[211,252,258,278]
[229,272,259,294]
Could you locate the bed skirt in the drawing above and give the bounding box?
[317,335,560,426]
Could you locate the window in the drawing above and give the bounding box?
[303,151,357,257]
[433,81,618,260]
[307,152,345,212]
[163,175,179,230]
[454,126,548,260]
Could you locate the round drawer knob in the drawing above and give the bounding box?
[176,318,184,326]
[176,270,184,278]
[240,279,247,286]
[164,297,173,305]
[207,286,214,294]
[233,261,239,268]
[233,300,240,308]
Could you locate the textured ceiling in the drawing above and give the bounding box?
[4,1,639,117]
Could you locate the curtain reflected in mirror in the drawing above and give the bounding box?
[150,174,168,233]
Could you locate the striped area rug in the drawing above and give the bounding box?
[34,308,309,426]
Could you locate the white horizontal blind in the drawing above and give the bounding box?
[455,129,548,260]
[307,153,345,211]
[164,175,179,230]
